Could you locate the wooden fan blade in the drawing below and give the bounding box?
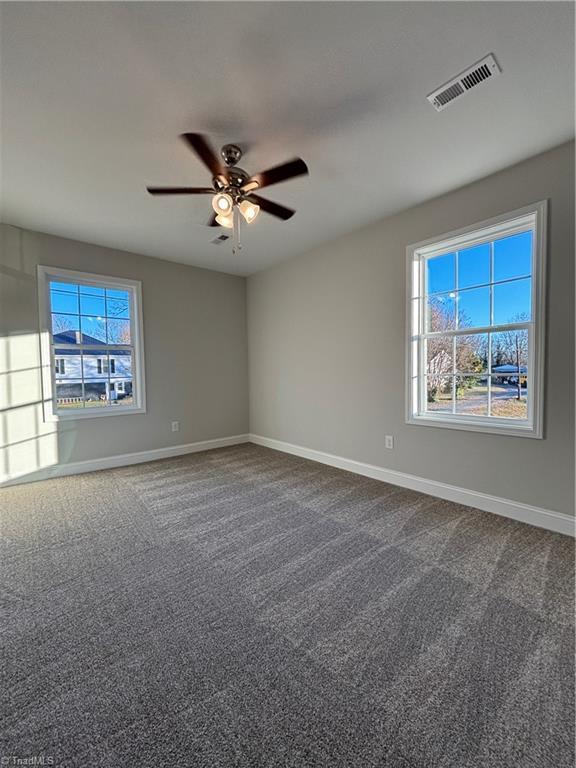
[247,194,295,221]
[147,186,214,195]
[245,158,308,191]
[207,213,219,227]
[181,133,225,179]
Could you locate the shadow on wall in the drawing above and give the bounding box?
[0,228,77,484]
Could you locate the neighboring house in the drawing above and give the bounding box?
[53,331,132,402]
[492,364,528,386]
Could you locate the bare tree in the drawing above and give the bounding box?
[105,297,131,345]
[107,320,131,345]
[52,314,78,340]
[426,298,486,401]
[493,313,529,400]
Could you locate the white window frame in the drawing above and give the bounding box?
[38,265,146,421]
[406,200,547,438]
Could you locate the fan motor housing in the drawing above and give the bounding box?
[225,166,250,189]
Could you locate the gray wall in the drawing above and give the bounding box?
[0,225,248,482]
[247,142,575,516]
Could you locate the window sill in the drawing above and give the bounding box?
[407,413,542,439]
[44,405,146,422]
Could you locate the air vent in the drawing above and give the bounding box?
[427,54,501,112]
[211,234,230,245]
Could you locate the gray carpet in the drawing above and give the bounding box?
[1,444,574,767]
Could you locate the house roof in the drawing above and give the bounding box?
[54,330,130,354]
[492,364,528,374]
[54,330,102,345]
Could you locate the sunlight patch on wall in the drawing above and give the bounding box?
[0,332,58,483]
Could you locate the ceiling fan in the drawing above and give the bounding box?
[147,133,308,229]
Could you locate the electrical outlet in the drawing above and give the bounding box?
[171,421,180,433]
[385,435,394,450]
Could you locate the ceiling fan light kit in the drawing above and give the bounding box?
[238,199,260,224]
[212,192,233,216]
[146,133,308,254]
[215,212,234,229]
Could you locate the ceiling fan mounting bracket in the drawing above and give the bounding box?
[221,143,243,167]
[219,144,250,194]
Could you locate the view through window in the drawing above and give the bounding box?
[407,203,545,436]
[39,268,145,418]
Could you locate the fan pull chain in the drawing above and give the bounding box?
[232,206,242,256]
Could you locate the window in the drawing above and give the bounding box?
[406,201,546,437]
[38,266,146,420]
[96,358,115,374]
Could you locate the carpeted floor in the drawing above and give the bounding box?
[1,443,574,767]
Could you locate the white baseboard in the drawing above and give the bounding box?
[3,430,573,537]
[0,434,250,487]
[249,434,575,537]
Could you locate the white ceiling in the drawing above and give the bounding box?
[1,2,574,276]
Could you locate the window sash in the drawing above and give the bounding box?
[51,346,135,410]
[415,324,533,420]
[415,313,533,425]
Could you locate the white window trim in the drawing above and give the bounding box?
[405,200,547,439]
[38,265,147,421]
